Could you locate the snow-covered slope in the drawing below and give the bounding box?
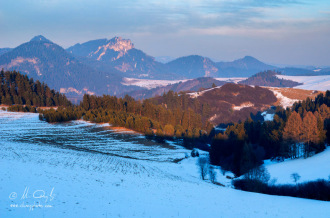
[277,75,330,91]
[122,77,246,90]
[265,147,330,184]
[0,112,329,218]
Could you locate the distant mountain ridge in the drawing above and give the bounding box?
[67,38,286,80]
[0,35,327,102]
[216,56,276,77]
[122,77,226,99]
[67,36,328,80]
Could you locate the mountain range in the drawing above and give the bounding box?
[0,35,328,100]
[0,36,141,100]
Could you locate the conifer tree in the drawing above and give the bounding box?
[302,112,319,157]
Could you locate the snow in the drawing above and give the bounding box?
[0,111,329,217]
[215,77,247,84]
[268,87,299,108]
[276,75,330,91]
[121,78,189,89]
[261,111,275,121]
[187,86,222,98]
[264,147,330,185]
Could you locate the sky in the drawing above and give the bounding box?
[0,0,329,66]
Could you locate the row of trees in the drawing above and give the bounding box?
[0,70,71,107]
[81,94,213,132]
[39,94,213,148]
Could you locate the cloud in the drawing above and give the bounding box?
[0,0,329,65]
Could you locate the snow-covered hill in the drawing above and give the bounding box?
[265,147,330,184]
[0,112,329,217]
[277,75,330,91]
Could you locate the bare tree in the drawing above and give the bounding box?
[209,166,217,183]
[197,157,209,180]
[291,173,301,183]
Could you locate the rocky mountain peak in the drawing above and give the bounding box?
[92,36,134,61]
[107,36,134,52]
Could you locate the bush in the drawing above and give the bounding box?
[191,148,200,157]
[233,179,330,201]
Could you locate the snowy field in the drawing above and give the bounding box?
[265,147,330,184]
[0,111,329,218]
[277,75,330,91]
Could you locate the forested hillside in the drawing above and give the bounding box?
[210,92,330,176]
[0,70,71,107]
[150,83,277,124]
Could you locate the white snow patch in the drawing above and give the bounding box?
[187,86,222,98]
[233,102,254,111]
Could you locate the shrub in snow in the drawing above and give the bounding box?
[244,166,270,183]
[191,148,199,157]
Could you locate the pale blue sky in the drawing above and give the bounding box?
[0,0,329,66]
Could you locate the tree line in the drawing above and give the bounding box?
[39,94,214,148]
